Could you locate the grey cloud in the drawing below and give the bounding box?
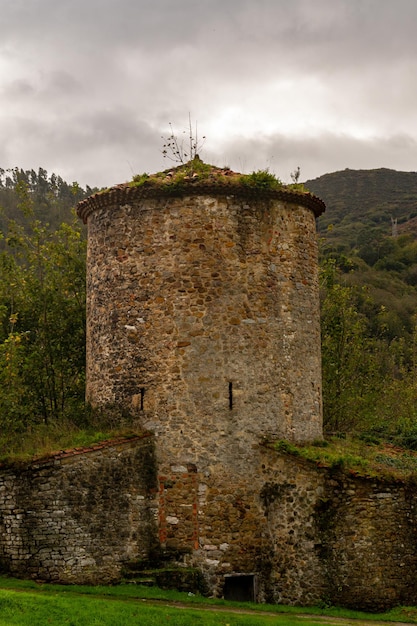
[74,110,155,147]
[1,0,417,187]
[2,79,36,98]
[3,111,416,190]
[5,111,161,187]
[4,1,417,65]
[215,132,417,183]
[2,71,82,104]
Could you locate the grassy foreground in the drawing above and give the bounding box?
[1,578,417,625]
[0,589,296,626]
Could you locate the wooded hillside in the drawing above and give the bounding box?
[306,168,417,443]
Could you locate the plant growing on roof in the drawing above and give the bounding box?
[289,165,305,191]
[290,166,301,184]
[239,168,282,189]
[161,114,206,167]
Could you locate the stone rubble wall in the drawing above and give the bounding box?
[85,193,323,467]
[0,436,158,584]
[163,449,417,610]
[317,473,417,611]
[184,446,327,605]
[1,438,417,610]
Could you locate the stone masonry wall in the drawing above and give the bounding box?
[0,438,416,610]
[84,192,323,472]
[0,436,158,583]
[317,473,417,611]
[66,181,417,609]
[81,190,326,600]
[187,445,327,605]
[159,447,417,610]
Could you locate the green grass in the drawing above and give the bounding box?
[1,577,417,625]
[273,435,417,481]
[0,411,146,464]
[239,169,282,189]
[0,588,300,625]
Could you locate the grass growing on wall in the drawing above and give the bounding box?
[0,409,145,464]
[4,423,417,482]
[273,435,417,481]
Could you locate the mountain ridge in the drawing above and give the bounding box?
[304,167,417,244]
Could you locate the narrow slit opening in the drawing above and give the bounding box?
[140,387,145,411]
[229,382,233,410]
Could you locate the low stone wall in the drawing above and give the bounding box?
[0,437,417,610]
[252,451,417,610]
[0,435,158,583]
[318,473,417,611]
[154,447,417,610]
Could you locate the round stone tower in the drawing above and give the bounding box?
[77,162,325,595]
[77,163,325,460]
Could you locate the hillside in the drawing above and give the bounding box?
[306,168,417,251]
[304,168,417,342]
[0,167,95,234]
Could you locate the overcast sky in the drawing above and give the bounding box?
[1,0,417,188]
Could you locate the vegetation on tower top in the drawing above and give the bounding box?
[130,157,303,193]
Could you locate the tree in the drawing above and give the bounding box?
[0,187,87,431]
[320,260,383,433]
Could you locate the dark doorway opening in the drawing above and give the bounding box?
[223,574,257,602]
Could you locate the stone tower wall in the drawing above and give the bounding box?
[78,183,325,592]
[82,189,323,463]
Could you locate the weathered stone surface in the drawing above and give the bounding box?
[0,439,417,609]
[316,473,417,611]
[83,192,323,447]
[73,183,329,601]
[0,436,158,584]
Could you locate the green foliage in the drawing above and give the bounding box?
[288,182,305,192]
[314,170,417,344]
[131,161,287,195]
[320,260,383,433]
[319,256,417,443]
[273,435,417,481]
[131,158,215,190]
[0,173,89,442]
[309,168,417,253]
[0,415,140,463]
[131,172,149,186]
[239,169,282,190]
[0,167,93,234]
[313,168,417,442]
[0,331,34,431]
[275,440,300,456]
